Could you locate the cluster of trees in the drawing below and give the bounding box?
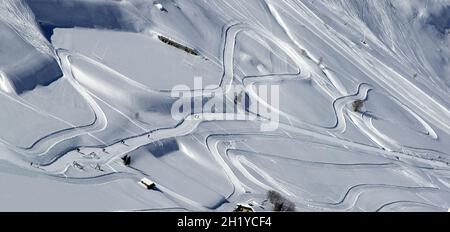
[267,190,296,212]
[158,35,199,56]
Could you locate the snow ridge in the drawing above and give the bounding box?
[0,0,54,58]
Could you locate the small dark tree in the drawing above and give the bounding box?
[352,100,364,112]
[122,155,131,166]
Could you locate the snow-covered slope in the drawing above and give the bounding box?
[1,0,450,212]
[0,1,61,94]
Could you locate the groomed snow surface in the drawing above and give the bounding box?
[1,0,450,212]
